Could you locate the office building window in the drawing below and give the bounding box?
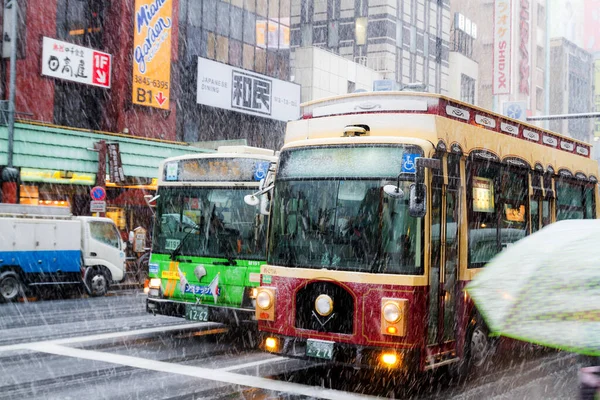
[355,17,367,45]
[57,0,106,49]
[460,74,475,104]
[536,87,544,111]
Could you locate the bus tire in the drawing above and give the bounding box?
[86,268,109,297]
[0,271,24,302]
[450,316,492,383]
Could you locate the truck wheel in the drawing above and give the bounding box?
[0,272,23,302]
[86,269,109,297]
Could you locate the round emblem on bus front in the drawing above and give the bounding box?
[315,294,334,317]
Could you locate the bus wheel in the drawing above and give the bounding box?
[86,269,109,297]
[450,318,491,384]
[0,272,23,302]
[469,323,491,369]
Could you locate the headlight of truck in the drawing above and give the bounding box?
[149,278,161,289]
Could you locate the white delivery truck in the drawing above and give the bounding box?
[0,204,126,301]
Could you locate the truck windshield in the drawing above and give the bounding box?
[153,187,267,260]
[89,221,121,249]
[269,145,423,274]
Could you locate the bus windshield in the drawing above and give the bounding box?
[153,187,267,260]
[269,145,423,274]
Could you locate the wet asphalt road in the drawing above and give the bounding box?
[0,290,584,399]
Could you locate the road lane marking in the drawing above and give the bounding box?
[0,322,217,353]
[218,355,286,371]
[23,343,376,400]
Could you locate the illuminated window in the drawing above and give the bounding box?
[355,17,367,45]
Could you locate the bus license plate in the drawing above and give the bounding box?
[306,339,334,360]
[185,305,209,322]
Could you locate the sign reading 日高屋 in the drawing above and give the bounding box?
[41,37,111,88]
[132,0,172,109]
[196,57,300,122]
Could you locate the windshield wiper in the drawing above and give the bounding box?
[170,228,199,260]
[212,234,238,266]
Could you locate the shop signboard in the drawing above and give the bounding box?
[493,0,512,95]
[41,37,111,88]
[132,0,173,110]
[107,143,125,184]
[196,57,300,122]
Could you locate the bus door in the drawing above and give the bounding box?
[427,154,460,362]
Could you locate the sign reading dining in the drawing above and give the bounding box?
[196,57,300,122]
[132,0,172,109]
[493,0,512,95]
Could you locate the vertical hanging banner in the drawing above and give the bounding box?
[493,0,512,95]
[132,0,172,109]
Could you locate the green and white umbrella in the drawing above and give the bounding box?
[466,219,600,356]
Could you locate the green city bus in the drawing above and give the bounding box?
[146,146,277,326]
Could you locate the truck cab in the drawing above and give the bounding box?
[78,216,127,296]
[0,204,125,301]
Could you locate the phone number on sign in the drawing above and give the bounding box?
[134,75,169,89]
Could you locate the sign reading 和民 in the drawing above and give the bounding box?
[196,57,300,122]
[132,0,172,109]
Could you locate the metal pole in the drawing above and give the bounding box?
[544,0,550,130]
[6,0,17,167]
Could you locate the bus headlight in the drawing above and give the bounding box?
[255,287,276,321]
[149,278,161,289]
[381,298,408,336]
[257,290,273,310]
[315,294,333,316]
[383,302,401,323]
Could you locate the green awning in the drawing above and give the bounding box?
[0,122,212,182]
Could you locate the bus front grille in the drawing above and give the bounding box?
[294,281,353,334]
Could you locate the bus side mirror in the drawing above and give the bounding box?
[409,184,426,218]
[409,157,440,218]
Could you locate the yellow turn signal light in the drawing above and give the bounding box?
[265,337,277,350]
[386,326,397,334]
[381,352,398,366]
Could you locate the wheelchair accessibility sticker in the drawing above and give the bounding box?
[253,161,270,181]
[401,154,419,173]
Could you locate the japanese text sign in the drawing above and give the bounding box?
[107,143,125,184]
[493,0,512,95]
[41,37,111,88]
[132,0,173,110]
[196,57,300,122]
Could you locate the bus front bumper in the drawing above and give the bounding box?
[146,297,256,325]
[257,332,419,372]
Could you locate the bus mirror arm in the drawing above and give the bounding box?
[409,158,441,218]
[244,184,274,207]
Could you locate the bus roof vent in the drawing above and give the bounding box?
[217,146,275,157]
[343,125,370,137]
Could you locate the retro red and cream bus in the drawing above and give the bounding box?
[252,92,599,376]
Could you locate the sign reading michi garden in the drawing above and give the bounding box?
[132,0,172,109]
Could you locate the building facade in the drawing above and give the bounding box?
[290,0,451,99]
[447,5,479,104]
[452,0,547,118]
[0,0,296,149]
[549,37,594,143]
